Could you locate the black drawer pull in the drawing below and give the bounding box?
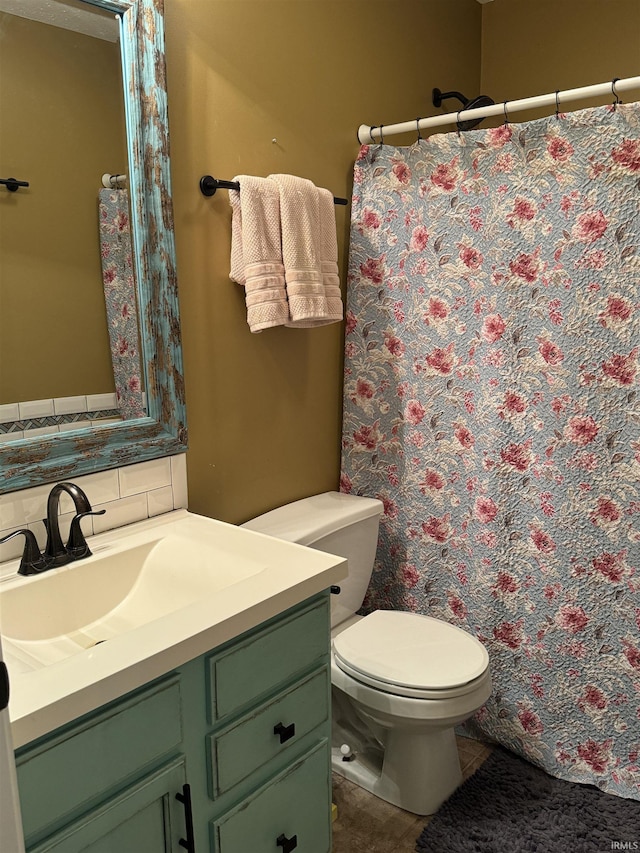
[276,832,298,852]
[273,721,296,744]
[175,783,196,852]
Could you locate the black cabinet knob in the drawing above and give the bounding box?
[276,833,298,852]
[273,721,296,744]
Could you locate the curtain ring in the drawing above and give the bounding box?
[110,174,117,188]
[555,90,561,119]
[611,77,622,108]
[416,118,422,141]
[369,125,377,144]
[503,100,509,125]
[456,110,462,136]
[379,124,384,145]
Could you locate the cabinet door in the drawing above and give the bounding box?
[28,759,187,853]
[17,675,182,845]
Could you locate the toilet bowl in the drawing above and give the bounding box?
[242,492,491,815]
[330,609,491,814]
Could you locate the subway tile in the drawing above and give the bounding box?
[171,454,188,509]
[0,484,50,529]
[0,455,190,555]
[0,403,20,424]
[86,392,117,411]
[0,431,25,443]
[92,493,149,534]
[55,470,121,516]
[119,457,171,498]
[148,486,174,517]
[53,396,88,416]
[19,399,55,419]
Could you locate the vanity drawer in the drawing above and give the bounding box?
[207,667,329,798]
[211,740,331,853]
[16,675,182,844]
[207,597,329,721]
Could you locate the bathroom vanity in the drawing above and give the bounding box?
[2,511,346,853]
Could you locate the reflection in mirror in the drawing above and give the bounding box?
[0,0,187,494]
[0,0,145,440]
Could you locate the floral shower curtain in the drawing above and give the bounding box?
[340,103,640,800]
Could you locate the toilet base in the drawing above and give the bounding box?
[332,721,462,816]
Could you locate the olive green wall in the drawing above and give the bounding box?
[480,0,640,118]
[0,16,127,404]
[166,0,482,524]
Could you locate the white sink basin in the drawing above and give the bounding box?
[1,530,266,666]
[0,509,347,747]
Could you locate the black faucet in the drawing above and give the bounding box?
[44,482,105,568]
[0,482,106,575]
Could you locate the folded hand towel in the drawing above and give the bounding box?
[269,174,343,328]
[229,175,289,333]
[317,187,344,324]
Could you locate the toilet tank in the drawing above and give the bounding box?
[241,492,383,628]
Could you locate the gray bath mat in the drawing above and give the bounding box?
[415,747,640,852]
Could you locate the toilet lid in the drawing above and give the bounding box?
[332,610,489,691]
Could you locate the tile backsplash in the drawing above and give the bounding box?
[0,392,148,441]
[0,454,188,565]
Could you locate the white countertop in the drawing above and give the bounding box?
[0,510,346,748]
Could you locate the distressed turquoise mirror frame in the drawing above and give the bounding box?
[0,0,187,494]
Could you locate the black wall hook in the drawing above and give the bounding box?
[1,177,29,192]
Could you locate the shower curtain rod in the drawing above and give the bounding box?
[357,75,640,143]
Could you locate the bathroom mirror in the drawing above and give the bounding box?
[0,0,129,411]
[0,0,187,494]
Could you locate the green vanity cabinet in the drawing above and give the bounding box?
[15,593,333,853]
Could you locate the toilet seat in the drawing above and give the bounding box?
[332,610,489,700]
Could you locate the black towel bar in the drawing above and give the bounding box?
[199,175,348,205]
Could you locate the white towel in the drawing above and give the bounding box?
[317,187,344,324]
[229,175,289,333]
[269,174,343,328]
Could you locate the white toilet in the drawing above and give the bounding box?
[242,491,492,815]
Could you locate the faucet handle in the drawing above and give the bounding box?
[66,510,106,559]
[0,529,48,576]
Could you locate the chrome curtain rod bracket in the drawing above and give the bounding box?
[199,175,349,206]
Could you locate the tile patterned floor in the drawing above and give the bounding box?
[331,736,493,853]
